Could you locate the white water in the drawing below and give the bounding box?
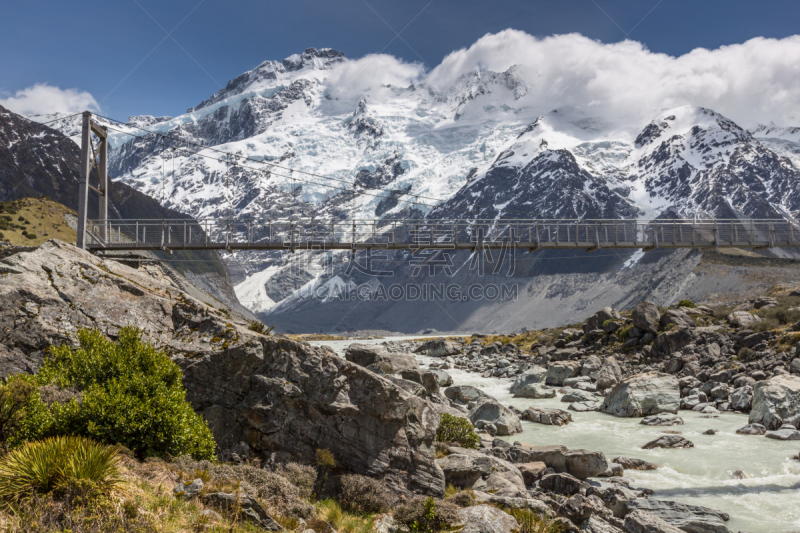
[310,338,800,533]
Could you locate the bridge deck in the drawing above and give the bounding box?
[84,218,800,252]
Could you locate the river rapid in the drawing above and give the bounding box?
[310,337,800,533]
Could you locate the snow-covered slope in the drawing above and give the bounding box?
[32,47,800,322]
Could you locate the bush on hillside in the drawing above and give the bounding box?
[436,413,479,449]
[394,496,460,533]
[35,327,215,460]
[275,462,317,499]
[677,299,696,309]
[0,436,121,502]
[338,474,393,514]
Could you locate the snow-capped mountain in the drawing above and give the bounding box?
[30,47,800,325]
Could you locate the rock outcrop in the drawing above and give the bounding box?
[600,372,680,417]
[469,399,523,436]
[748,374,800,430]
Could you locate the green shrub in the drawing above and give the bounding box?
[247,321,275,335]
[663,323,677,332]
[511,508,563,533]
[0,436,121,502]
[0,376,53,451]
[394,496,460,533]
[444,488,475,508]
[24,233,37,240]
[338,474,392,514]
[36,327,215,460]
[617,326,631,341]
[677,299,696,309]
[436,413,479,449]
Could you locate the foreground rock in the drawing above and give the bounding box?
[626,499,731,533]
[202,492,283,530]
[748,374,800,430]
[455,504,519,533]
[436,447,525,497]
[624,510,684,533]
[601,372,680,418]
[735,423,766,435]
[640,414,684,426]
[345,343,419,374]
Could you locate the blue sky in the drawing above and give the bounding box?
[2,0,799,120]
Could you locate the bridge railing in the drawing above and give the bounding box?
[85,218,800,250]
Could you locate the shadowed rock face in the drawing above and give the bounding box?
[182,337,445,496]
[0,240,445,497]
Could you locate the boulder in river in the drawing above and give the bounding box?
[509,443,608,479]
[469,399,523,436]
[729,385,753,412]
[444,385,490,405]
[640,413,684,426]
[735,423,766,435]
[561,389,597,403]
[430,369,454,387]
[765,428,800,440]
[642,435,694,449]
[414,339,461,357]
[633,301,661,334]
[346,344,420,374]
[510,366,547,394]
[748,374,800,430]
[569,401,600,412]
[513,383,556,399]
[600,372,680,418]
[626,499,730,533]
[613,456,658,470]
[521,407,572,426]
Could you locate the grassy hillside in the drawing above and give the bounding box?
[0,197,76,246]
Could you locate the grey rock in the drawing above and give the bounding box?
[642,435,694,449]
[539,472,585,495]
[595,357,623,390]
[582,516,625,532]
[430,369,454,387]
[583,355,604,376]
[515,383,556,399]
[659,309,696,330]
[562,389,597,403]
[456,504,519,533]
[445,385,491,405]
[613,456,658,470]
[734,423,767,436]
[640,414,684,426]
[600,372,681,418]
[585,306,621,332]
[765,428,800,440]
[546,361,582,386]
[414,339,461,357]
[727,311,761,328]
[624,510,685,533]
[517,461,547,485]
[626,499,730,533]
[470,399,523,436]
[521,407,572,426]
[748,374,800,430]
[569,401,600,412]
[729,385,753,412]
[633,301,661,334]
[173,478,203,499]
[509,443,608,479]
[509,366,547,394]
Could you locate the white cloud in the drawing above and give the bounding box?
[0,83,99,116]
[325,54,425,102]
[421,30,800,127]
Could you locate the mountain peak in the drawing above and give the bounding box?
[282,48,345,71]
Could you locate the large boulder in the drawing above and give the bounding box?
[595,357,623,390]
[584,307,621,333]
[414,339,461,357]
[513,383,556,399]
[546,361,582,386]
[727,311,761,328]
[438,447,525,496]
[345,344,419,374]
[613,456,658,470]
[626,499,730,533]
[642,435,694,449]
[510,366,547,394]
[659,309,695,330]
[444,385,491,405]
[186,341,444,498]
[633,301,661,334]
[509,443,608,479]
[748,374,800,430]
[469,399,523,436]
[729,385,753,412]
[456,504,519,533]
[600,372,680,418]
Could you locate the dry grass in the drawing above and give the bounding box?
[0,198,76,247]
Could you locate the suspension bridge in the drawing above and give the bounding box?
[73,112,800,254]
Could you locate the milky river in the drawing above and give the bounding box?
[311,338,800,533]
